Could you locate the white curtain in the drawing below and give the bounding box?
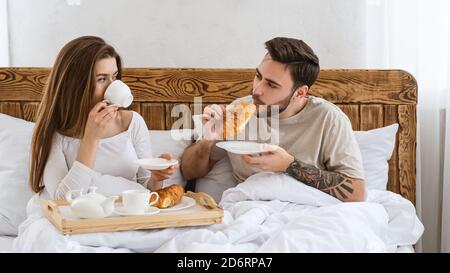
[0,0,9,66]
[443,88,450,252]
[366,0,450,252]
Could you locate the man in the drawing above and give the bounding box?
[180,37,365,202]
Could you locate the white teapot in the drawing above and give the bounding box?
[65,186,118,219]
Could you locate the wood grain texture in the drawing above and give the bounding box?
[337,104,360,130]
[360,105,384,130]
[122,68,254,103]
[189,102,207,118]
[0,67,418,204]
[165,103,192,130]
[383,105,400,194]
[0,68,48,101]
[22,102,40,122]
[141,103,165,130]
[0,102,22,119]
[398,104,416,204]
[129,102,141,114]
[0,68,416,104]
[311,70,417,104]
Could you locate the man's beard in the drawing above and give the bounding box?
[253,92,293,118]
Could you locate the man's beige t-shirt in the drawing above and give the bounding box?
[210,95,365,183]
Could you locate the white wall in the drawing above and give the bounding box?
[0,0,9,66]
[8,0,367,68]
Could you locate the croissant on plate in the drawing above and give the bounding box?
[150,184,184,209]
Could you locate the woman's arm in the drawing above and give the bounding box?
[46,105,148,199]
[44,134,146,200]
[44,134,94,200]
[75,101,117,168]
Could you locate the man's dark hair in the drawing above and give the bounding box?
[265,37,320,90]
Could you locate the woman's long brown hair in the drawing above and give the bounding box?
[30,36,122,193]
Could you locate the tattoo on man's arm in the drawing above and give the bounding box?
[285,159,354,200]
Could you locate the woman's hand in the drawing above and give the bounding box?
[147,153,177,191]
[76,101,118,168]
[83,101,118,141]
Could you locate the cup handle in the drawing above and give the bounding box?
[149,192,159,206]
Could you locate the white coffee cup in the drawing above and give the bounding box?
[122,189,159,214]
[104,80,134,108]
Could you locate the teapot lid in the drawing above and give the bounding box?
[86,186,106,201]
[87,186,98,194]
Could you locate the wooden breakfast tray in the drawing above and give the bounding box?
[41,194,224,235]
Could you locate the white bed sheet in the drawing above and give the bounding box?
[2,233,413,253]
[13,172,423,253]
[0,235,15,253]
[396,245,415,253]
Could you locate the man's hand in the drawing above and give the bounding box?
[242,144,294,172]
[201,104,225,141]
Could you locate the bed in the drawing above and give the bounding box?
[0,68,421,252]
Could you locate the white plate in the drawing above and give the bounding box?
[134,158,178,170]
[114,205,160,216]
[216,141,277,155]
[159,196,196,212]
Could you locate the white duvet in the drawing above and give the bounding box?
[13,172,424,253]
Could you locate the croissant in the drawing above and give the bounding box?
[222,101,256,139]
[150,184,184,209]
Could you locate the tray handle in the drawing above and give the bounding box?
[44,200,63,222]
[47,202,57,213]
[185,191,219,209]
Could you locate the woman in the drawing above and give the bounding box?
[29,36,174,199]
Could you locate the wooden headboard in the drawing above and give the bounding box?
[0,68,417,204]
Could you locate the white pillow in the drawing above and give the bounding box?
[149,129,193,188]
[354,123,399,190]
[195,156,237,203]
[0,114,34,235]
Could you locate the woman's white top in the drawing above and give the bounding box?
[42,111,152,199]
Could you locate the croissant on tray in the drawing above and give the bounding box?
[150,184,184,209]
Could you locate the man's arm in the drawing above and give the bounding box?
[180,139,218,181]
[181,103,227,181]
[285,158,366,202]
[242,144,366,202]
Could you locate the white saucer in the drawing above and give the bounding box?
[160,196,196,212]
[114,205,160,216]
[134,158,178,170]
[216,141,277,155]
